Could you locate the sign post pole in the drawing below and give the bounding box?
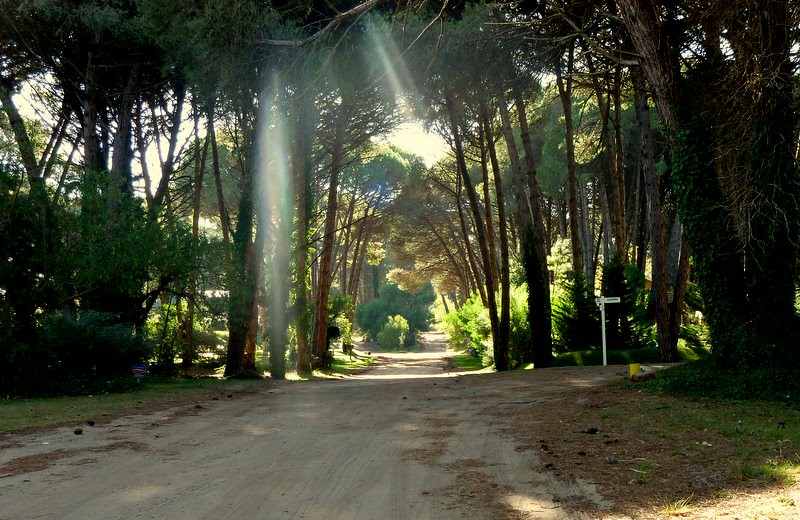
[595,296,620,366]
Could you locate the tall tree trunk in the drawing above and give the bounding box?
[616,0,799,368]
[634,71,676,362]
[513,86,553,367]
[479,130,499,288]
[224,148,256,377]
[337,195,356,292]
[312,99,348,361]
[152,83,187,213]
[481,106,510,368]
[446,93,507,371]
[208,109,231,248]
[292,91,315,375]
[555,44,585,276]
[585,54,626,261]
[243,217,267,371]
[182,109,210,370]
[109,66,138,209]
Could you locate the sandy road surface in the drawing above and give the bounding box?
[0,332,623,520]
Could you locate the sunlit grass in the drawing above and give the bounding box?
[735,458,799,485]
[450,354,485,371]
[0,377,258,434]
[659,494,695,516]
[284,349,376,381]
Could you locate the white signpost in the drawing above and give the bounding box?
[595,296,620,366]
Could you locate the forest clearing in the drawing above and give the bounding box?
[1,332,798,520]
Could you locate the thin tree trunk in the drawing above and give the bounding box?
[182,108,210,370]
[481,106,511,368]
[555,44,585,276]
[456,179,487,306]
[337,195,356,291]
[152,83,187,212]
[292,90,314,375]
[312,99,348,362]
[479,129,499,288]
[446,92,506,371]
[634,71,676,362]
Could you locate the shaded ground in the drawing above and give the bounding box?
[0,331,797,519]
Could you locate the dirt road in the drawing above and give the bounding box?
[0,332,625,519]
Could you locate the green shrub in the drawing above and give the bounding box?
[376,315,409,350]
[329,292,354,346]
[1,310,150,397]
[639,359,800,407]
[443,293,491,354]
[507,284,532,368]
[442,284,534,368]
[355,281,435,341]
[600,256,653,350]
[552,270,599,352]
[41,310,149,375]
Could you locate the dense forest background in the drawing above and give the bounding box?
[1,0,798,396]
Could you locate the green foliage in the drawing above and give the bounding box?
[355,281,435,342]
[638,359,800,408]
[552,346,692,367]
[145,304,223,373]
[600,256,653,350]
[1,311,150,397]
[450,354,484,371]
[443,293,491,353]
[507,285,532,368]
[443,285,532,368]
[376,315,410,350]
[329,292,354,345]
[546,237,572,288]
[552,270,599,352]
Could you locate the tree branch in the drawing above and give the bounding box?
[256,0,386,47]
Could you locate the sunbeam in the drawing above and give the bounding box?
[256,72,293,369]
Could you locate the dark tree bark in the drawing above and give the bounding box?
[455,175,488,307]
[633,70,676,362]
[224,154,256,377]
[513,86,554,367]
[109,66,138,207]
[152,83,187,213]
[292,90,315,375]
[617,0,799,368]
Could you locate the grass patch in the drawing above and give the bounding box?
[291,350,376,380]
[328,351,375,374]
[637,358,800,407]
[551,343,706,367]
[735,460,798,485]
[451,353,485,371]
[0,377,256,434]
[660,494,695,516]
